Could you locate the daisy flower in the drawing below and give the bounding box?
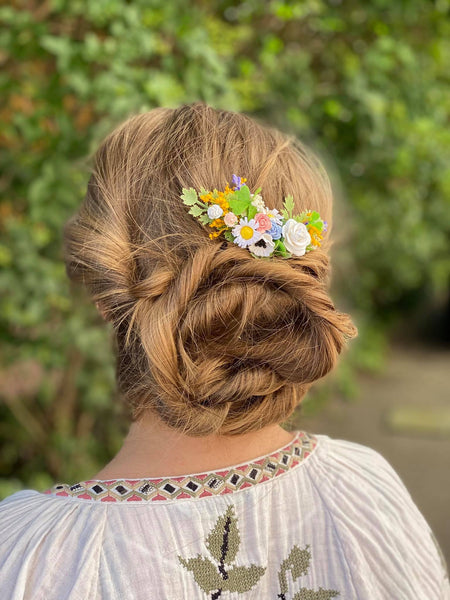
[263,207,283,224]
[232,217,262,248]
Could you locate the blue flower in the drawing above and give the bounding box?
[268,221,282,240]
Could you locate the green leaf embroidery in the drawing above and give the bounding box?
[277,544,340,600]
[278,545,311,594]
[223,565,267,593]
[179,505,339,599]
[181,187,199,206]
[292,588,340,600]
[206,505,240,565]
[178,556,224,593]
[179,504,266,599]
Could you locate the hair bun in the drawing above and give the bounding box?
[115,242,356,436]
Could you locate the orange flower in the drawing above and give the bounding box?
[307,225,323,247]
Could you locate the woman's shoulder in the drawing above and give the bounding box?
[305,433,449,595]
[310,432,416,491]
[0,488,68,534]
[308,433,436,529]
[0,488,48,514]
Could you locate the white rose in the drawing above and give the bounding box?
[207,204,223,219]
[248,233,275,257]
[281,219,311,256]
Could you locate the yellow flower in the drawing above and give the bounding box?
[209,217,225,228]
[200,188,231,213]
[307,225,323,247]
[209,228,226,239]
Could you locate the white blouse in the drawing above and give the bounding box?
[0,431,448,599]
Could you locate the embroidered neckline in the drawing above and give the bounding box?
[43,430,317,503]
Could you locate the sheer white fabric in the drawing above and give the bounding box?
[0,432,448,599]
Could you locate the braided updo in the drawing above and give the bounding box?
[63,102,357,436]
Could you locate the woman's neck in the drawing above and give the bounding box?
[91,413,296,480]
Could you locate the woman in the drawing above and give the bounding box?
[0,102,448,599]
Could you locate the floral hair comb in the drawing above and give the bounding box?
[180,174,327,258]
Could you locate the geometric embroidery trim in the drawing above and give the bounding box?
[43,430,317,503]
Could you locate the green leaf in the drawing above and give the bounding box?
[223,565,266,593]
[206,505,240,565]
[181,188,199,206]
[292,588,340,600]
[178,556,223,593]
[275,239,288,254]
[229,197,251,215]
[228,184,252,215]
[293,211,308,223]
[283,194,295,219]
[224,230,235,242]
[247,204,258,220]
[234,184,251,203]
[188,204,206,217]
[198,213,210,225]
[310,220,323,231]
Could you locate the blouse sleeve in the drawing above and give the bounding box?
[312,435,450,599]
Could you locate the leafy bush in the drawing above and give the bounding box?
[0,0,448,494]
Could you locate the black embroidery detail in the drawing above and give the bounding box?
[163,483,176,494]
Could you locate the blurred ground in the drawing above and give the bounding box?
[294,342,450,562]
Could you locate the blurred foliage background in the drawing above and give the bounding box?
[0,0,449,498]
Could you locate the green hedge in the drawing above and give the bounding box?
[0,0,448,494]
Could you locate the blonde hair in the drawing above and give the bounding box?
[63,102,357,436]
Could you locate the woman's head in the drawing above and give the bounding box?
[63,102,357,436]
